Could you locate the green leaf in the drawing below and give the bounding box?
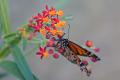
[4,33,21,45]
[0,44,10,59]
[2,32,17,39]
[0,35,21,59]
[10,45,36,80]
[0,60,25,80]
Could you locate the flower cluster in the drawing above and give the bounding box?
[27,5,66,59]
[28,5,65,37]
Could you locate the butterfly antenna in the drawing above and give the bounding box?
[68,24,70,40]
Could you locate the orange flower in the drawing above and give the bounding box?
[57,10,63,16]
[50,29,57,35]
[43,17,49,22]
[59,21,66,26]
[57,30,64,36]
[55,21,66,28]
[43,51,49,58]
[39,28,46,36]
[49,10,56,16]
[55,23,61,28]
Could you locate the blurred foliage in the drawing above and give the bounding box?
[11,45,35,80]
[0,73,7,79]
[0,0,10,34]
[0,60,24,80]
[0,0,38,80]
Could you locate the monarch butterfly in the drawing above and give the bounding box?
[55,38,100,76]
[56,38,100,60]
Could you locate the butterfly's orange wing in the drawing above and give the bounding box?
[68,41,91,56]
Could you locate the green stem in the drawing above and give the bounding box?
[0,0,10,34]
[11,45,35,80]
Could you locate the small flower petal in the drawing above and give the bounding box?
[57,10,63,16]
[43,51,49,58]
[48,49,54,54]
[50,29,57,35]
[49,10,56,16]
[53,53,59,59]
[39,28,46,36]
[43,17,49,22]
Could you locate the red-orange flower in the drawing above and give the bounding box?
[36,47,49,59]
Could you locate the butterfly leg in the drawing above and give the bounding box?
[79,62,92,76]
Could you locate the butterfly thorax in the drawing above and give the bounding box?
[56,38,69,48]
